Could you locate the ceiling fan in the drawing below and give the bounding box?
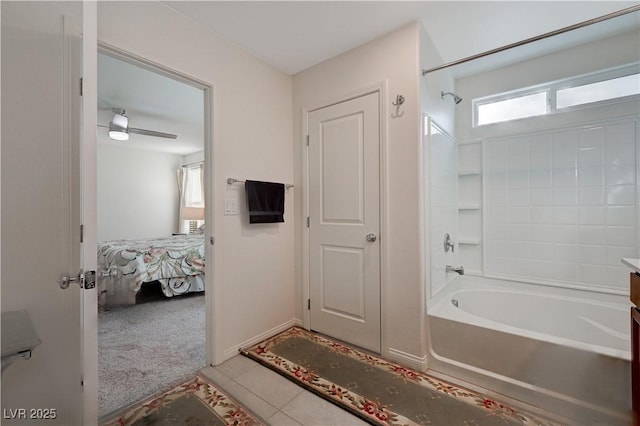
[99,108,177,141]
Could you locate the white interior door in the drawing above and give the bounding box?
[1,3,95,424]
[308,91,381,353]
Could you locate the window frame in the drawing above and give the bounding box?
[184,164,204,208]
[474,88,550,126]
[472,62,640,127]
[555,65,640,112]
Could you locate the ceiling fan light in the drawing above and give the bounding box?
[111,112,128,128]
[108,115,129,141]
[109,130,129,141]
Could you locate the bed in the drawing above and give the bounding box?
[97,234,205,307]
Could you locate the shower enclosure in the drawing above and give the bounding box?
[422,9,639,425]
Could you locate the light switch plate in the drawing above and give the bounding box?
[224,199,238,215]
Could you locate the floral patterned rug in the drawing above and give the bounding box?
[241,327,561,426]
[100,374,264,425]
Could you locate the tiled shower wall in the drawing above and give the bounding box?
[483,119,638,292]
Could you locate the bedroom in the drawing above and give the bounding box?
[96,51,208,415]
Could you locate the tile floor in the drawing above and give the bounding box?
[200,354,368,425]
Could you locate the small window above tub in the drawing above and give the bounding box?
[475,91,549,126]
[556,72,640,109]
[473,62,640,127]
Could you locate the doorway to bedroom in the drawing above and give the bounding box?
[95,48,211,419]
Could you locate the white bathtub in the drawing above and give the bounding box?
[427,275,632,425]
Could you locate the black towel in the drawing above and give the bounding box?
[245,180,285,224]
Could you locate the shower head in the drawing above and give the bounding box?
[441,91,463,105]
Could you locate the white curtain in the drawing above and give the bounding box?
[176,167,187,233]
[198,163,204,205]
[177,163,205,234]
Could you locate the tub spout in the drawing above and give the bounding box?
[446,265,464,275]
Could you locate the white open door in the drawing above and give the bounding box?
[307,92,381,353]
[1,2,97,424]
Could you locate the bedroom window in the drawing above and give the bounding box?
[179,163,205,234]
[185,165,204,208]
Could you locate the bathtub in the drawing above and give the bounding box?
[427,275,632,425]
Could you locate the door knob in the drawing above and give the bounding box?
[58,271,95,290]
[58,273,80,289]
[366,233,377,242]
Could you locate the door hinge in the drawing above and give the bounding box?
[80,224,84,243]
[80,77,83,96]
[307,299,311,310]
[306,135,309,146]
[306,217,310,228]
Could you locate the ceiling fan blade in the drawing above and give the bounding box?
[128,127,178,139]
[97,124,109,128]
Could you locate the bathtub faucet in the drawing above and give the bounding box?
[446,265,464,275]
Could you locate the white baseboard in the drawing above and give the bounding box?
[386,347,428,371]
[222,318,303,360]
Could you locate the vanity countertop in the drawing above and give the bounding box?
[622,258,640,274]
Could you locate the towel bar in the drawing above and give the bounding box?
[227,177,293,189]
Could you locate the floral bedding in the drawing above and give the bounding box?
[97,235,205,307]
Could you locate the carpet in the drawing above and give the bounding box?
[241,327,560,426]
[100,374,264,426]
[99,289,206,417]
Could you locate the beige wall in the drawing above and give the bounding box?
[293,22,428,367]
[420,24,455,136]
[98,1,295,360]
[101,6,438,368]
[97,143,182,241]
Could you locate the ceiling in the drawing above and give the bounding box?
[163,1,639,75]
[98,1,639,155]
[98,53,205,156]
